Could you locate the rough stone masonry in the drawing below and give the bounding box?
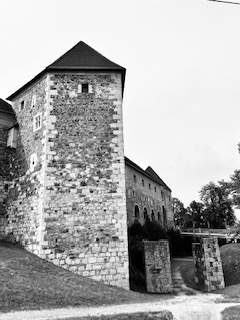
[1,42,129,289]
[192,237,225,292]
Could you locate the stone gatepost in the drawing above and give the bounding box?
[192,237,225,292]
[144,240,173,293]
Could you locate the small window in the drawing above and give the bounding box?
[30,153,37,171]
[142,179,144,187]
[31,94,36,108]
[154,186,157,192]
[133,175,137,183]
[20,100,25,111]
[79,83,93,93]
[7,127,18,148]
[82,83,89,93]
[143,207,148,220]
[158,211,161,223]
[33,113,42,131]
[151,210,155,221]
[149,183,151,190]
[134,205,140,219]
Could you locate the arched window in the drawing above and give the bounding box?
[143,207,148,221]
[151,210,155,221]
[133,175,137,183]
[134,205,140,219]
[158,211,161,223]
[162,206,167,228]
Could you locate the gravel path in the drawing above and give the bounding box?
[1,294,240,320]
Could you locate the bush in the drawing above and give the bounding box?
[128,219,168,290]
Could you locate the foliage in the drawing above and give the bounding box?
[188,201,205,227]
[128,219,168,289]
[172,197,188,228]
[200,181,236,228]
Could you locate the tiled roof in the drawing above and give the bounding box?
[0,98,14,114]
[145,166,171,191]
[125,157,171,191]
[47,41,125,70]
[7,41,126,101]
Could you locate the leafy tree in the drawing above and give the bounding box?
[199,181,235,228]
[188,200,205,227]
[172,197,187,228]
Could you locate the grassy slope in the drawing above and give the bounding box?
[0,242,171,312]
[174,243,240,298]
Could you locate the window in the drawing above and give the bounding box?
[7,127,18,148]
[20,100,25,110]
[149,183,151,190]
[133,175,137,183]
[33,113,42,131]
[31,94,36,108]
[134,205,140,219]
[151,210,155,221]
[143,207,148,221]
[142,179,144,187]
[158,211,161,223]
[78,83,93,93]
[154,186,157,192]
[30,153,37,171]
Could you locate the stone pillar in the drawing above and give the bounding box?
[192,237,225,292]
[144,240,172,293]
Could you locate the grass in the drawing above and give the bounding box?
[172,243,240,299]
[0,241,171,313]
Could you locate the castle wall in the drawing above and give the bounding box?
[192,237,225,292]
[125,164,173,228]
[0,126,14,237]
[2,77,48,254]
[40,72,129,289]
[144,240,172,293]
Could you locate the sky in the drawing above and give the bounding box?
[1,0,240,208]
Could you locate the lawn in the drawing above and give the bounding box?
[0,242,171,313]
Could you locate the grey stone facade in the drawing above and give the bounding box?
[125,158,173,228]
[0,41,173,289]
[144,240,173,293]
[192,237,225,292]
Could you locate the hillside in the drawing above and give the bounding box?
[220,243,240,286]
[0,242,166,312]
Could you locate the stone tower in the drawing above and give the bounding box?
[4,41,129,288]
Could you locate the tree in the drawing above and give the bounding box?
[172,197,188,228]
[188,201,205,227]
[199,181,235,228]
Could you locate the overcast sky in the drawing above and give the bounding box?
[1,0,240,208]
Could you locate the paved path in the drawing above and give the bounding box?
[0,294,240,320]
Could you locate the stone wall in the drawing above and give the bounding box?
[144,240,172,293]
[40,72,129,289]
[125,165,173,228]
[192,237,225,292]
[0,117,15,238]
[2,76,48,254]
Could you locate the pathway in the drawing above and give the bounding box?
[0,294,240,320]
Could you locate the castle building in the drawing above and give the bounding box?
[0,41,173,289]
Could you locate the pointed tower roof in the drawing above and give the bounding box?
[7,41,126,100]
[47,41,125,70]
